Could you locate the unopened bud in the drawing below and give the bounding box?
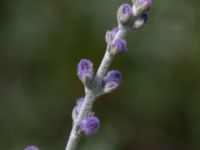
[79,115,100,136]
[117,4,133,25]
[109,38,127,56]
[102,70,122,93]
[77,59,94,83]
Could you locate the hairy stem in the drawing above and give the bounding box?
[65,26,127,150]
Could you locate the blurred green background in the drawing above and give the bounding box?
[0,0,200,149]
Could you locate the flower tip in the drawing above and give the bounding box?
[117,3,133,25]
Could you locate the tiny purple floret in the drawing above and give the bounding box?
[120,4,132,17]
[110,38,127,55]
[102,70,122,93]
[77,59,94,81]
[24,146,39,150]
[117,4,132,24]
[80,116,100,136]
[103,70,122,84]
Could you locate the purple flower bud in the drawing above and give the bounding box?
[77,59,94,82]
[132,0,152,16]
[72,97,84,120]
[105,26,119,44]
[79,116,100,136]
[103,70,122,84]
[117,4,133,25]
[24,146,39,150]
[132,13,148,29]
[110,38,127,56]
[103,70,122,93]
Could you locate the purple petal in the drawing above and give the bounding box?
[77,59,94,81]
[80,116,100,136]
[117,4,132,24]
[110,38,127,55]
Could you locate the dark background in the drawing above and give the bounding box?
[0,0,200,149]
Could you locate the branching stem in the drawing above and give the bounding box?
[65,26,127,150]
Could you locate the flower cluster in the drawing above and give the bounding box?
[74,57,123,137]
[75,56,123,135]
[72,0,152,138]
[74,54,124,136]
[105,0,152,57]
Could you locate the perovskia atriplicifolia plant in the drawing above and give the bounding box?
[24,0,152,150]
